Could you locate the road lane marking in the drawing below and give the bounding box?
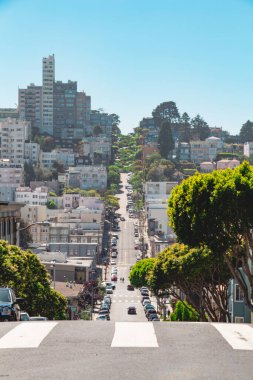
[212,323,253,350]
[0,322,58,349]
[111,322,159,347]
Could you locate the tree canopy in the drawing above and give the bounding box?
[158,121,174,159]
[239,120,253,143]
[129,258,155,288]
[168,162,253,312]
[0,241,67,319]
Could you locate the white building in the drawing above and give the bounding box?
[66,166,107,190]
[144,181,178,237]
[40,149,75,168]
[244,142,253,157]
[42,54,55,135]
[190,136,222,164]
[0,159,24,201]
[15,186,48,205]
[200,162,216,173]
[0,118,30,164]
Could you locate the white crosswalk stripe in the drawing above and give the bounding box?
[212,323,253,350]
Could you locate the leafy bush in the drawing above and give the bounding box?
[170,301,199,321]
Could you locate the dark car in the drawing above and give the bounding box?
[128,306,137,314]
[0,287,24,322]
[146,309,158,318]
[127,285,134,291]
[148,314,160,321]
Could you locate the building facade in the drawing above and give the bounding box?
[42,54,55,135]
[18,84,42,134]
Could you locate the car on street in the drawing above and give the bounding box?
[127,285,134,291]
[145,309,158,318]
[120,216,125,221]
[111,274,118,281]
[20,311,30,321]
[142,295,151,303]
[102,281,115,290]
[111,259,116,265]
[96,315,108,321]
[144,304,155,312]
[141,290,149,296]
[0,287,24,322]
[127,306,137,314]
[142,299,151,306]
[106,287,113,294]
[98,312,110,320]
[29,316,48,321]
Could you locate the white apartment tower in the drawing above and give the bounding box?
[42,54,55,135]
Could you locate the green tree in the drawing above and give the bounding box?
[152,101,180,126]
[239,120,253,143]
[170,301,200,321]
[129,258,155,288]
[0,241,67,319]
[24,162,36,186]
[158,121,174,159]
[19,220,33,249]
[103,194,120,210]
[168,162,253,313]
[46,200,57,209]
[151,243,230,321]
[191,114,210,140]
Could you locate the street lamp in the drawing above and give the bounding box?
[50,260,56,289]
[16,220,51,247]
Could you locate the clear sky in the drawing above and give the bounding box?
[0,0,253,135]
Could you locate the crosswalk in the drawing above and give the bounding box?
[0,322,252,350]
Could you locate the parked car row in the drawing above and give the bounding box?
[96,295,112,321]
[140,287,160,321]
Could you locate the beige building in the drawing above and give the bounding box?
[217,159,240,170]
[190,137,222,164]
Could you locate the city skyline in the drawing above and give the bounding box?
[1,0,253,135]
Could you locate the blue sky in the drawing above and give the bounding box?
[0,0,253,134]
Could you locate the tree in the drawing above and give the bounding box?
[152,101,180,126]
[129,258,155,288]
[24,162,36,186]
[180,112,191,142]
[103,194,120,210]
[168,162,253,313]
[46,200,57,209]
[151,243,230,321]
[239,120,253,143]
[191,114,210,140]
[158,121,174,158]
[170,301,200,321]
[19,220,33,249]
[0,241,67,319]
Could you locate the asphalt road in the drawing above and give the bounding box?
[0,321,253,380]
[108,173,147,322]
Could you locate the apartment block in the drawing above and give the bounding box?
[190,136,222,164]
[15,186,48,205]
[24,142,40,165]
[0,118,30,164]
[66,166,107,190]
[42,54,55,135]
[18,83,42,133]
[40,149,75,168]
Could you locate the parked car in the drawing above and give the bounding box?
[106,287,113,294]
[29,316,48,321]
[111,274,118,281]
[111,260,116,265]
[20,311,30,321]
[148,314,160,321]
[102,281,115,290]
[127,285,134,291]
[142,295,151,302]
[141,290,149,296]
[120,216,125,221]
[144,304,155,312]
[96,315,108,321]
[142,299,151,306]
[145,309,158,318]
[127,306,137,315]
[0,287,24,322]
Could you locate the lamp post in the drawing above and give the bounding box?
[50,260,56,289]
[16,220,51,247]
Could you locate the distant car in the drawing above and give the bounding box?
[127,285,134,291]
[0,287,24,322]
[111,275,118,281]
[141,290,149,296]
[145,309,158,318]
[148,315,160,321]
[20,311,30,321]
[120,216,125,221]
[106,287,113,294]
[111,260,116,265]
[96,315,108,321]
[142,299,151,306]
[29,316,48,321]
[144,304,155,312]
[127,306,137,315]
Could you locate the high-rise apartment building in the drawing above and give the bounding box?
[0,118,30,164]
[53,80,77,142]
[42,54,55,135]
[76,92,91,134]
[18,84,42,135]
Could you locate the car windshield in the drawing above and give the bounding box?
[0,289,11,303]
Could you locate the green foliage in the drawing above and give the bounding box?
[158,121,174,158]
[24,162,36,186]
[239,120,253,143]
[170,301,200,321]
[64,188,100,197]
[46,200,57,209]
[103,194,120,210]
[0,241,67,319]
[129,258,155,288]
[168,162,253,312]
[191,114,210,140]
[49,191,57,196]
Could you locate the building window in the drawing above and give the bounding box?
[235,317,244,323]
[235,284,244,302]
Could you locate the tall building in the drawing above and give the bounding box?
[0,118,30,164]
[0,108,19,121]
[76,92,91,135]
[53,80,77,142]
[18,83,42,135]
[42,54,55,135]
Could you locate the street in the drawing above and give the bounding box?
[108,173,148,322]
